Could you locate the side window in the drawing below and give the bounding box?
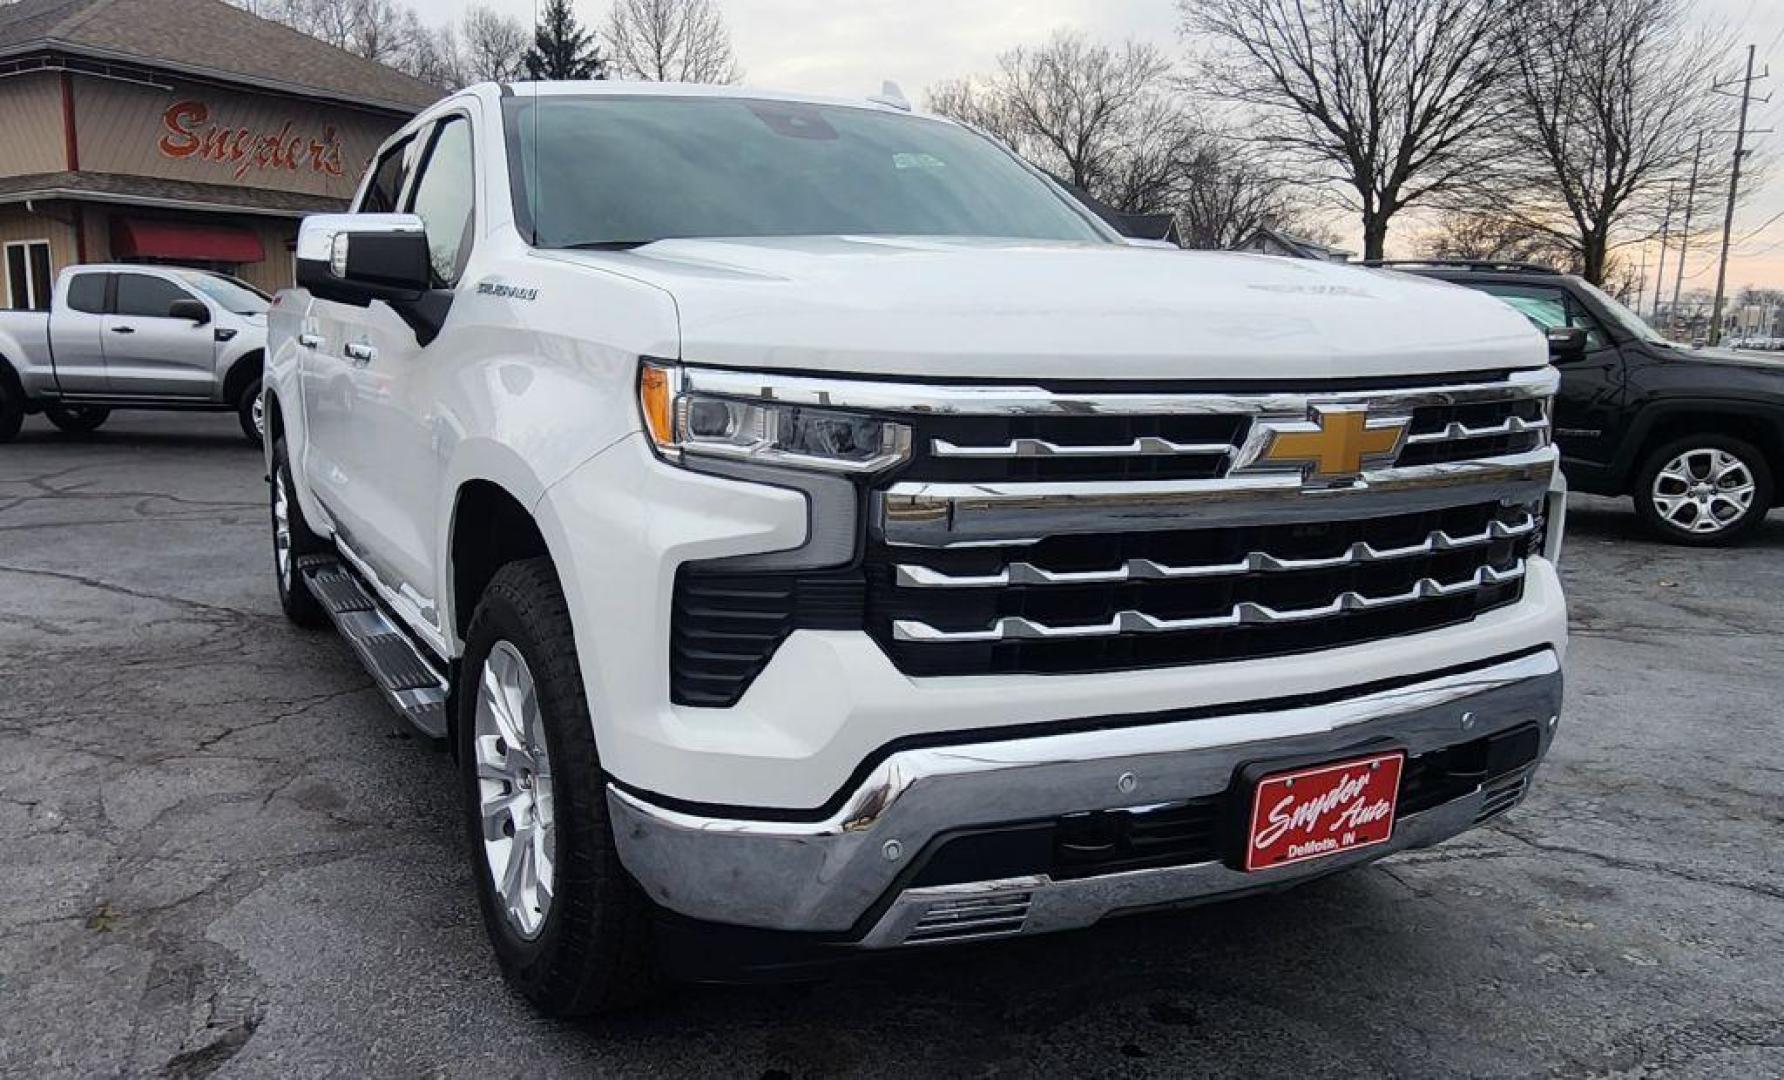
[66,273,108,314]
[1477,283,1609,352]
[405,116,476,287]
[115,274,194,319]
[359,136,414,214]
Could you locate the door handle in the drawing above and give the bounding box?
[298,332,323,350]
[344,341,378,365]
[110,325,136,335]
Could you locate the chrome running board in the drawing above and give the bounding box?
[299,556,450,739]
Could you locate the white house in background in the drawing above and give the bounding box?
[1238,225,1355,263]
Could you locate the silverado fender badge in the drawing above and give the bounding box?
[476,281,539,301]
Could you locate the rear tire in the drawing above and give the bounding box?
[459,558,662,1017]
[239,378,266,447]
[45,405,110,435]
[271,438,329,628]
[1632,435,1774,546]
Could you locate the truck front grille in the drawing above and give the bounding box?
[870,501,1534,677]
[667,367,1558,707]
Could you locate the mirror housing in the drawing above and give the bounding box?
[295,213,451,345]
[296,213,431,305]
[167,298,210,325]
[1546,325,1589,362]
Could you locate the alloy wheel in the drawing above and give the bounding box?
[474,641,557,940]
[1650,447,1756,535]
[272,467,293,590]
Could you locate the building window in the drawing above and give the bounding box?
[4,240,53,311]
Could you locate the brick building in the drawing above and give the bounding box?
[0,0,438,308]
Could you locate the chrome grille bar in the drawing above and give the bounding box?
[930,436,1236,459]
[891,562,1527,643]
[680,364,1559,417]
[894,514,1536,589]
[1405,415,1550,445]
[879,447,1558,548]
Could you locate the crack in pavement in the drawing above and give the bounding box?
[0,563,271,624]
[1489,822,1784,903]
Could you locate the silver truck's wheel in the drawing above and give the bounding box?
[474,641,557,941]
[239,378,266,447]
[458,559,661,1016]
[0,381,24,443]
[1633,435,1774,547]
[45,405,110,434]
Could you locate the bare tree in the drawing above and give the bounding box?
[926,33,1190,215]
[1173,137,1302,250]
[1416,209,1574,266]
[605,0,741,84]
[1497,0,1729,285]
[460,4,529,84]
[1182,0,1520,261]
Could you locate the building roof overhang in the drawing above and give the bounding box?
[0,171,346,218]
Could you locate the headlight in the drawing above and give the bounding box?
[638,361,912,474]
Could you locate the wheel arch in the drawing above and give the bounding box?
[1615,400,1784,493]
[222,348,265,406]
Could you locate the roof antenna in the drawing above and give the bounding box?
[869,81,911,111]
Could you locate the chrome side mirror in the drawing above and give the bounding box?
[295,213,431,306]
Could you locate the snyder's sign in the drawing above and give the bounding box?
[157,100,346,181]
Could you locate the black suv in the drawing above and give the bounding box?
[1380,261,1783,546]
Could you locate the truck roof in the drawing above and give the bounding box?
[488,80,924,118]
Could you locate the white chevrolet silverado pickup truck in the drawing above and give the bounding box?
[264,81,1568,1014]
[0,264,270,444]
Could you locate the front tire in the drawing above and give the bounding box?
[271,439,329,627]
[238,378,266,447]
[459,559,661,1016]
[1632,435,1774,546]
[45,405,110,435]
[0,380,22,443]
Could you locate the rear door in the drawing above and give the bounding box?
[47,271,111,393]
[102,272,218,397]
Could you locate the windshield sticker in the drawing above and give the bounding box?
[893,152,947,170]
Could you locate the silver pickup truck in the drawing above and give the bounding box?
[0,264,270,444]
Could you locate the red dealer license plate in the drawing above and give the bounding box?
[1245,751,1405,872]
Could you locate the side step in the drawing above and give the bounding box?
[299,556,450,739]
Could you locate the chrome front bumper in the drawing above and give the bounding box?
[607,649,1562,946]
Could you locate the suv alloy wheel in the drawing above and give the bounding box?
[1634,435,1774,546]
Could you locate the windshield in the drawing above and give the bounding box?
[1575,278,1667,345]
[506,95,1114,248]
[175,271,269,315]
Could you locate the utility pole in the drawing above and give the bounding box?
[1653,182,1675,324]
[1670,134,1704,338]
[1710,45,1770,347]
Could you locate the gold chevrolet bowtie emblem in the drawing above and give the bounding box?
[1247,405,1409,483]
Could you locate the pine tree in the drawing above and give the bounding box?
[522,0,606,80]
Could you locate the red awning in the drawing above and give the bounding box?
[110,219,265,265]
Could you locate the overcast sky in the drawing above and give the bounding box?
[446,0,1784,297]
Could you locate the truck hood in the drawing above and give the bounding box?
[545,236,1546,381]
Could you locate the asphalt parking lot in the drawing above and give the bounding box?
[2,410,1781,1079]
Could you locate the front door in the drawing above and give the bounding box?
[1472,281,1626,472]
[102,272,217,397]
[310,112,476,646]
